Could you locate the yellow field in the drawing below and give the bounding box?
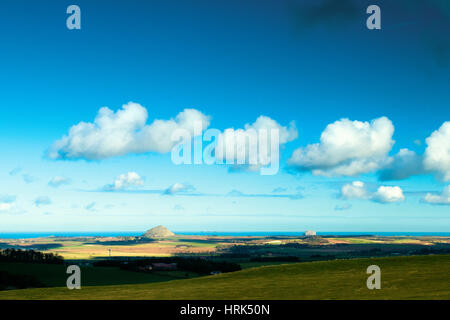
[2,234,449,260]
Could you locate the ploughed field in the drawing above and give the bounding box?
[1,255,449,300]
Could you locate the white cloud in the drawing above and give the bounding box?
[244,116,298,144]
[288,117,394,176]
[372,186,405,203]
[35,196,51,207]
[424,121,450,181]
[0,203,14,211]
[104,172,144,191]
[164,183,195,195]
[0,195,21,214]
[48,176,70,187]
[215,116,297,169]
[422,186,450,205]
[49,102,210,160]
[378,149,424,181]
[340,181,404,203]
[341,181,368,199]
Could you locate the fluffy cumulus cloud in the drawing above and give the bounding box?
[215,116,297,171]
[378,149,424,181]
[340,181,368,199]
[372,186,405,203]
[243,116,298,144]
[340,181,404,203]
[48,102,210,160]
[422,186,450,205]
[35,196,51,207]
[288,117,394,177]
[103,172,144,191]
[375,121,450,182]
[424,122,450,181]
[48,176,70,187]
[164,183,195,195]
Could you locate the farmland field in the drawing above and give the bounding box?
[1,255,449,300]
[1,234,450,300]
[2,234,449,260]
[0,262,200,287]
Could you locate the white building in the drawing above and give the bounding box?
[304,230,316,236]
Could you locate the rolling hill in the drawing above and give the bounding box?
[0,254,449,300]
[142,225,175,238]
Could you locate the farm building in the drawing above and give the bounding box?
[151,263,177,271]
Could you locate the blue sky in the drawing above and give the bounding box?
[0,0,449,232]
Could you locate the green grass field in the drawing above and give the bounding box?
[1,254,449,300]
[0,263,199,287]
[239,261,299,269]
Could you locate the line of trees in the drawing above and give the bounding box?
[0,271,44,290]
[0,249,64,264]
[250,256,299,262]
[94,257,241,274]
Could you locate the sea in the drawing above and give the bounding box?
[0,231,449,239]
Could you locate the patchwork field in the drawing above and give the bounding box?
[1,255,449,300]
[0,236,222,259]
[1,234,449,260]
[1,234,450,300]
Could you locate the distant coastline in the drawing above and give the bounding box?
[1,231,450,239]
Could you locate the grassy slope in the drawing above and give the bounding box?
[1,254,449,300]
[0,263,197,287]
